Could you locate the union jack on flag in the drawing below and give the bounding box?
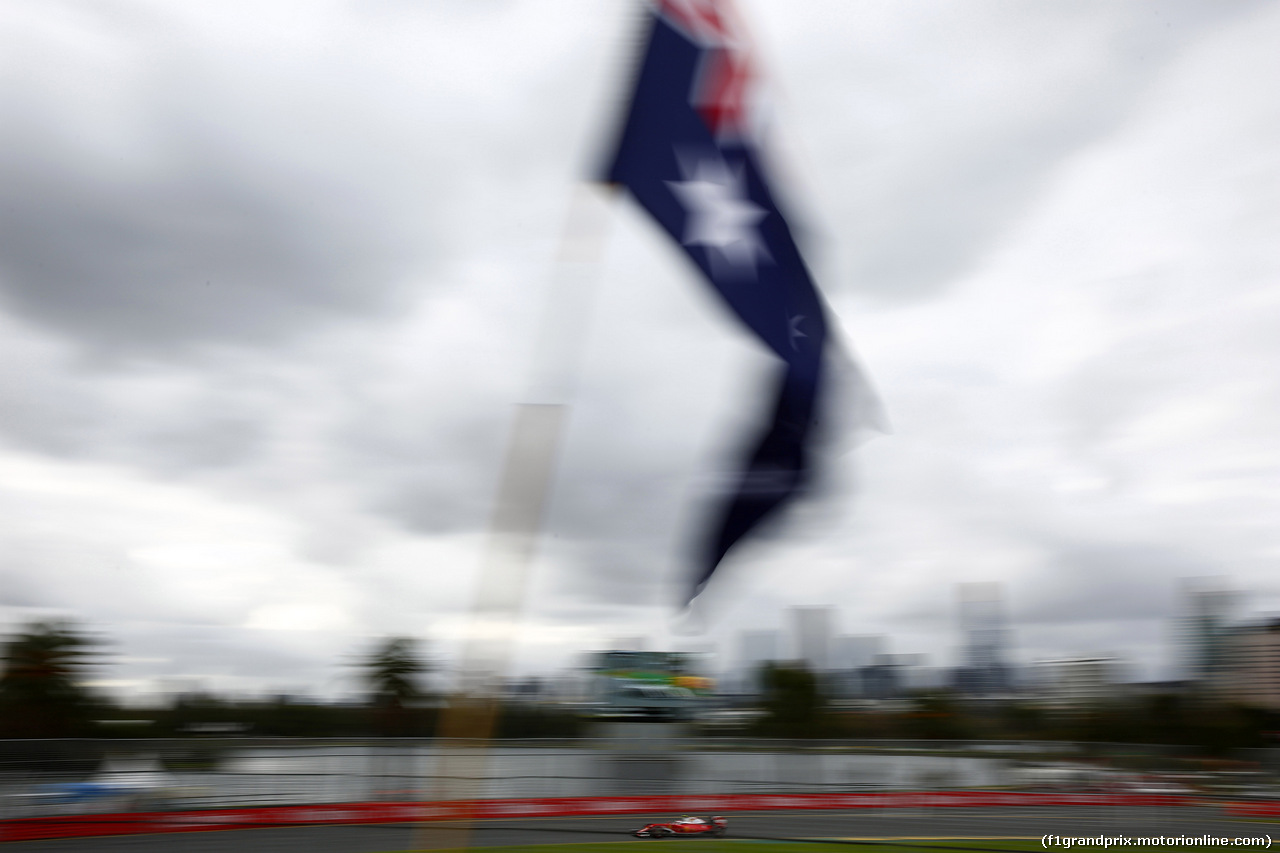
[602,0,848,606]
[656,0,754,137]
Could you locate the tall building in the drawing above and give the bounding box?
[1032,656,1120,714]
[830,635,884,671]
[789,606,835,672]
[826,635,885,699]
[956,582,1010,695]
[1220,620,1280,710]
[1179,579,1235,684]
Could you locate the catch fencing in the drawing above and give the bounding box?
[0,736,1032,817]
[0,737,1259,819]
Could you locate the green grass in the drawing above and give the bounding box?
[372,841,1253,853]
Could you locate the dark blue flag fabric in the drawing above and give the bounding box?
[602,0,834,606]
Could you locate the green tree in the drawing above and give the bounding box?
[905,692,970,740]
[0,621,103,738]
[754,663,825,738]
[360,637,429,735]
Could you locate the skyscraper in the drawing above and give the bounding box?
[828,634,885,699]
[790,606,835,672]
[956,582,1010,695]
[1220,619,1280,710]
[1179,579,1235,684]
[830,635,884,671]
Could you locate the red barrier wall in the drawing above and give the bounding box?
[1224,800,1280,817]
[0,791,1203,843]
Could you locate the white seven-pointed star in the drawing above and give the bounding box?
[666,155,771,276]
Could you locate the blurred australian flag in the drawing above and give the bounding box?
[602,0,862,606]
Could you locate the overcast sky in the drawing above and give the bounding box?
[1,0,1277,701]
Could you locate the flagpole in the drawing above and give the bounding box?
[417,183,616,851]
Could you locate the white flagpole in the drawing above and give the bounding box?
[418,183,616,850]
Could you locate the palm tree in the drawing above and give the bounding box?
[0,621,102,737]
[360,637,428,735]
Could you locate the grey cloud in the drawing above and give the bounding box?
[329,396,511,536]
[0,336,274,472]
[0,565,44,609]
[0,144,415,356]
[811,0,1267,303]
[0,1,451,359]
[0,364,103,460]
[118,623,339,693]
[140,412,266,472]
[1018,541,1209,626]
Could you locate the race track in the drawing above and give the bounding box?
[2,805,1260,853]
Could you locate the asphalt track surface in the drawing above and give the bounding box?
[3,806,1265,853]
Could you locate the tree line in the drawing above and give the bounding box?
[0,621,578,739]
[3,621,1275,753]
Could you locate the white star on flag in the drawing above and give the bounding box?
[666,153,771,278]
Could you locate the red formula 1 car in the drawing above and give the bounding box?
[633,815,728,838]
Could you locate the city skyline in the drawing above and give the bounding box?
[5,572,1272,703]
